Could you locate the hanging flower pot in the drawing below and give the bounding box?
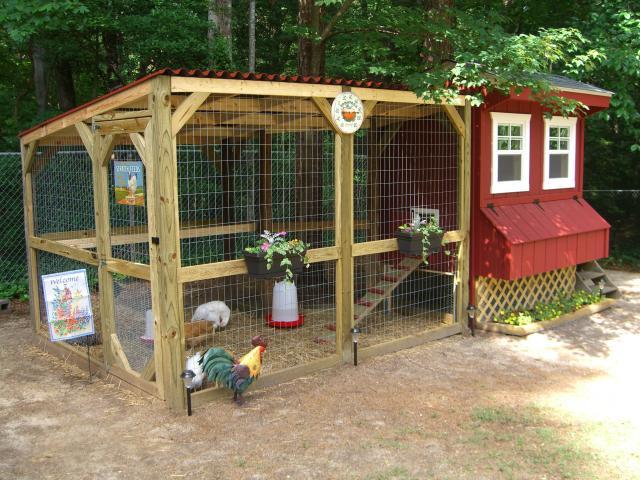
[395,215,445,264]
[244,231,310,282]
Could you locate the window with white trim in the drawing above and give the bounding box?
[543,116,577,190]
[491,112,531,194]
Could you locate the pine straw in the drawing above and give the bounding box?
[185,306,452,374]
[26,341,154,407]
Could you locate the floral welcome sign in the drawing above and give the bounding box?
[42,269,95,342]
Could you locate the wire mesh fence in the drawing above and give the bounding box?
[0,152,27,287]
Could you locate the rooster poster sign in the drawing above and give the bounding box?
[114,161,144,206]
[42,269,95,342]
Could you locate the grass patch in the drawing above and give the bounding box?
[364,466,417,480]
[467,405,601,479]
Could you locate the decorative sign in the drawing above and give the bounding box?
[114,161,145,206]
[42,269,94,342]
[331,92,365,134]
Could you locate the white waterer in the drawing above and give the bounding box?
[267,280,304,328]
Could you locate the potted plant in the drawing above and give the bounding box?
[395,215,445,264]
[244,231,310,282]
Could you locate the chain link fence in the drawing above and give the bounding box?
[0,152,27,290]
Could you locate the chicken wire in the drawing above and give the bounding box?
[112,274,154,373]
[108,144,150,264]
[176,95,335,267]
[0,152,27,285]
[183,262,336,375]
[31,140,95,240]
[172,95,461,374]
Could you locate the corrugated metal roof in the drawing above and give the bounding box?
[481,198,610,245]
[155,67,406,89]
[19,68,612,138]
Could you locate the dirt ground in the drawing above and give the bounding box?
[1,270,639,480]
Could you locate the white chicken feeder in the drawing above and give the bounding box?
[140,309,154,346]
[266,280,304,328]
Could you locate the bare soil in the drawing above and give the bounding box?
[1,270,639,480]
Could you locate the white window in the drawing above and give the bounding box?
[543,116,577,190]
[491,112,531,194]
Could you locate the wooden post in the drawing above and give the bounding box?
[455,101,472,333]
[77,124,118,366]
[21,140,41,333]
[148,76,185,410]
[335,133,354,362]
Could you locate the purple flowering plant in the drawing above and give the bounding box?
[245,230,310,282]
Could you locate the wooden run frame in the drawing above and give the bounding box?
[21,74,471,411]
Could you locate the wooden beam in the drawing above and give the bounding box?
[141,357,156,382]
[93,109,151,122]
[105,258,151,281]
[311,97,340,134]
[23,141,38,174]
[456,100,472,333]
[442,105,465,137]
[351,230,467,257]
[172,76,344,98]
[177,246,339,283]
[110,333,133,371]
[29,236,99,265]
[94,116,149,135]
[171,76,465,105]
[75,122,94,153]
[351,87,465,105]
[21,81,152,144]
[172,92,210,136]
[148,76,185,410]
[21,139,41,333]
[129,133,147,166]
[363,100,378,119]
[359,323,461,361]
[335,133,355,363]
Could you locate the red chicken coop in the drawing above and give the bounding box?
[19,68,614,411]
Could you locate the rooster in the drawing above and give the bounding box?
[197,335,267,405]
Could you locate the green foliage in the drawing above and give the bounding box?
[0,279,29,301]
[495,290,602,326]
[398,214,445,265]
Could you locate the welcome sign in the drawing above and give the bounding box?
[42,269,95,342]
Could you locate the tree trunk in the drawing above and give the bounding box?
[31,42,48,117]
[422,0,454,67]
[208,0,233,65]
[297,0,324,76]
[248,0,256,72]
[54,60,76,111]
[103,30,124,89]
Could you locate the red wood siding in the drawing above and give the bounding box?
[470,94,611,288]
[478,199,610,280]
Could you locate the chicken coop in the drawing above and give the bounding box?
[20,69,471,410]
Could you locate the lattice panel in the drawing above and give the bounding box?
[475,266,576,323]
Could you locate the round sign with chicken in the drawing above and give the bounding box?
[331,92,364,134]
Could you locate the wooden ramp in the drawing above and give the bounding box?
[315,256,422,344]
[354,256,422,324]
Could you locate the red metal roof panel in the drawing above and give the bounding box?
[481,199,610,245]
[19,68,407,138]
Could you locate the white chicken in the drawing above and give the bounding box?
[127,173,137,198]
[185,351,206,388]
[191,300,231,329]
